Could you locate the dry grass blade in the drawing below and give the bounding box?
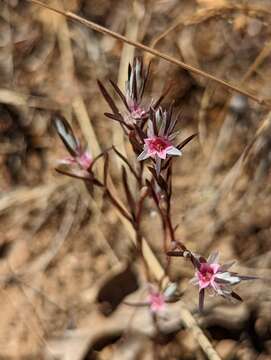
[201,40,271,186]
[213,40,271,130]
[24,193,78,275]
[220,110,271,194]
[27,0,269,108]
[149,3,271,51]
[0,287,51,353]
[0,186,78,285]
[0,179,70,213]
[0,89,59,110]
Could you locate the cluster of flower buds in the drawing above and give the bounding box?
[124,282,180,315]
[99,56,197,215]
[147,282,180,314]
[124,57,150,122]
[98,57,158,128]
[54,114,103,187]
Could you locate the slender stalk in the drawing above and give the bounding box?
[135,188,151,281]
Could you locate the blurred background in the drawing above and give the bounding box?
[0,0,271,359]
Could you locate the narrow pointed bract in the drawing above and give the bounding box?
[54,114,92,169]
[125,57,149,121]
[98,57,151,127]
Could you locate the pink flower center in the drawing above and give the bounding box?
[148,292,166,313]
[131,108,145,119]
[197,263,219,289]
[146,137,171,153]
[130,104,146,120]
[76,151,92,170]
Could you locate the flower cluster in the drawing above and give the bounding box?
[124,57,149,122]
[97,57,147,132]
[190,251,258,312]
[99,57,197,184]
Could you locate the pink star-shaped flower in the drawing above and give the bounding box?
[59,149,92,170]
[190,251,258,312]
[147,291,166,313]
[197,262,220,290]
[137,136,181,161]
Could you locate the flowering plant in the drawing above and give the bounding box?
[54,56,260,324]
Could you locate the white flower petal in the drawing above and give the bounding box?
[147,121,154,137]
[215,272,241,285]
[163,282,177,298]
[57,158,75,165]
[129,71,134,94]
[158,119,166,136]
[55,118,78,151]
[137,148,149,161]
[166,147,182,156]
